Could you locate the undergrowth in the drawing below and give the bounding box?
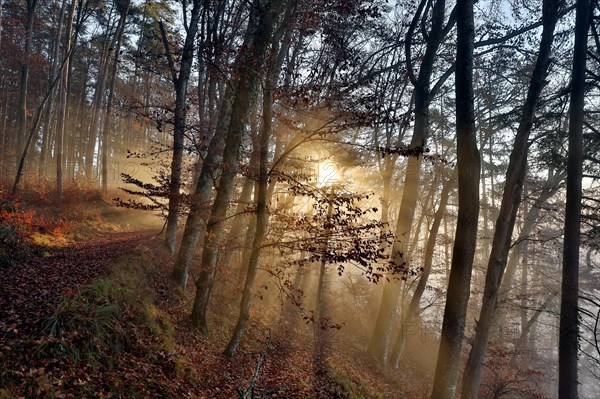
[0,246,188,398]
[0,183,160,260]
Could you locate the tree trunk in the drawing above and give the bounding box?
[460,1,560,397]
[85,11,117,180]
[170,6,254,285]
[101,1,130,193]
[367,0,449,365]
[431,0,479,396]
[191,0,283,333]
[389,166,456,368]
[224,31,290,355]
[312,186,334,376]
[55,0,77,199]
[163,0,204,254]
[222,175,255,269]
[16,0,38,166]
[39,0,67,180]
[559,0,590,396]
[171,86,233,288]
[496,169,563,308]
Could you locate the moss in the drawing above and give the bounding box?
[0,389,15,399]
[329,364,385,399]
[143,303,175,352]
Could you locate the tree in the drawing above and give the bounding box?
[55,0,77,199]
[559,0,592,396]
[367,0,455,365]
[224,2,295,356]
[389,165,456,368]
[101,0,130,193]
[191,0,284,332]
[161,0,203,254]
[171,0,252,288]
[460,0,562,397]
[16,0,38,167]
[431,0,480,396]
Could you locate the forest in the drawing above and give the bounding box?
[0,0,599,397]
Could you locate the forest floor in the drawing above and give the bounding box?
[0,186,430,398]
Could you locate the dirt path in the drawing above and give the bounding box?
[0,230,155,336]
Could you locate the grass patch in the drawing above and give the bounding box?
[35,247,175,368]
[36,279,128,366]
[329,363,385,399]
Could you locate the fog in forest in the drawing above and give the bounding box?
[1,0,600,398]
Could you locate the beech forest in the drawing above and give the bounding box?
[0,0,600,398]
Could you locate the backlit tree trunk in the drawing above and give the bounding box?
[56,0,77,199]
[101,0,130,193]
[559,0,591,396]
[460,1,561,397]
[16,0,38,166]
[389,166,456,368]
[367,0,451,365]
[431,0,480,396]
[191,0,283,333]
[163,0,203,254]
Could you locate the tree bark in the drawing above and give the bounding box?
[460,1,561,397]
[191,0,283,333]
[39,0,67,180]
[494,169,564,328]
[431,0,479,396]
[170,83,234,288]
[224,32,290,355]
[55,0,77,199]
[389,166,456,368]
[85,7,117,180]
[559,0,591,396]
[367,0,450,365]
[101,1,130,193]
[163,0,204,254]
[16,0,38,166]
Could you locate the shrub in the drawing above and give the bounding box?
[0,196,34,245]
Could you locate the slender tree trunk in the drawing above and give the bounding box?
[559,0,590,396]
[191,0,283,333]
[497,169,563,308]
[224,110,261,274]
[222,175,255,269]
[55,0,76,199]
[389,166,456,368]
[460,1,560,397]
[408,171,439,255]
[40,0,67,180]
[367,0,449,365]
[101,1,130,193]
[85,9,117,180]
[171,86,233,288]
[223,29,290,355]
[312,186,334,376]
[518,293,556,347]
[431,0,479,396]
[163,0,204,254]
[16,1,38,167]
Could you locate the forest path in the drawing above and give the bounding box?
[0,230,156,336]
